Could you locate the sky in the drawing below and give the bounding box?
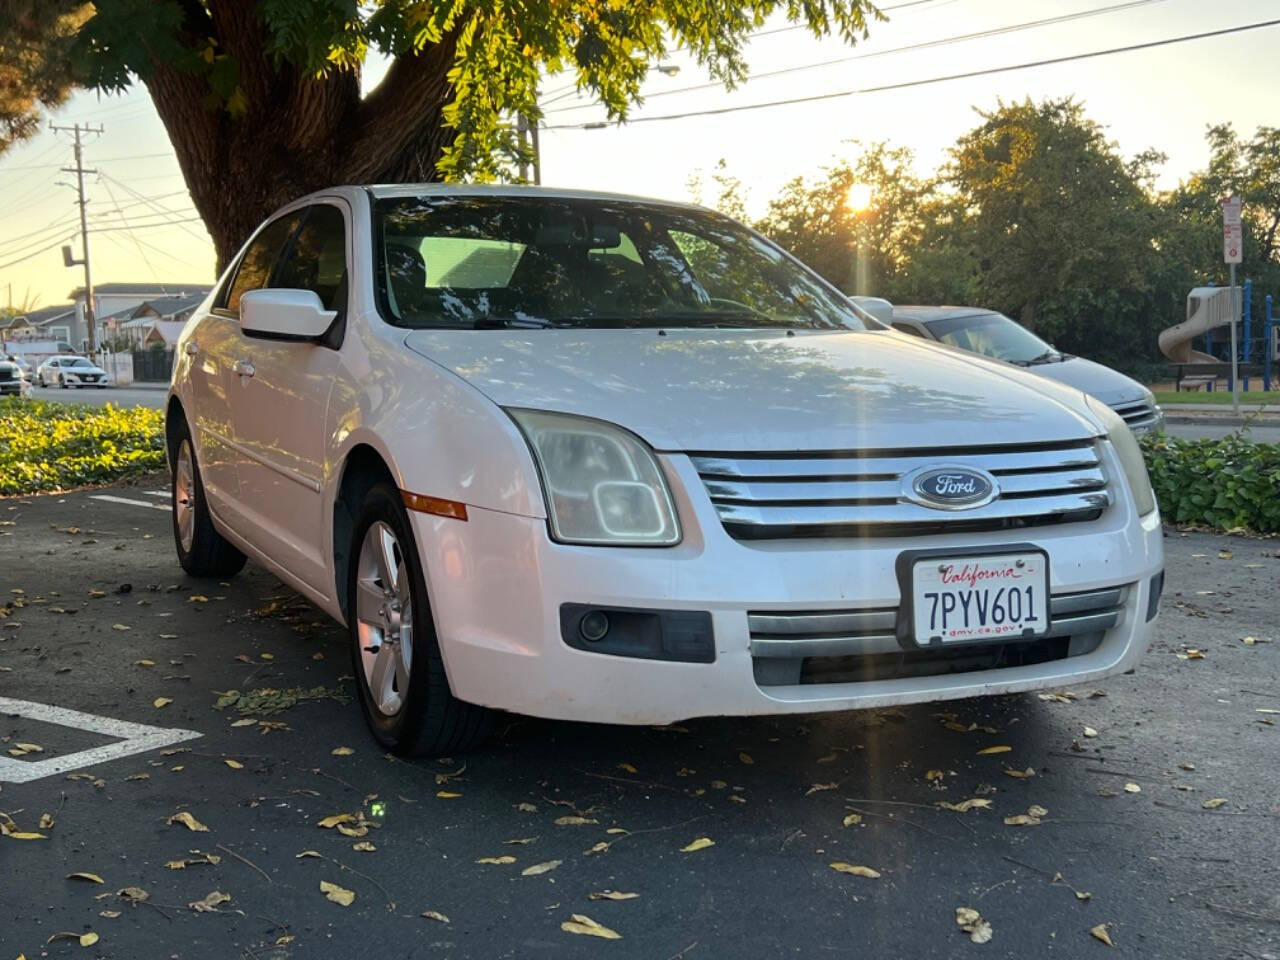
[0,0,1276,312]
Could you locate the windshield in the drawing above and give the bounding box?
[923,311,1059,364]
[68,358,93,368]
[372,195,865,331]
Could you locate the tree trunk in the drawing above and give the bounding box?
[143,27,458,273]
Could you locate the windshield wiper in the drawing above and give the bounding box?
[1018,349,1061,366]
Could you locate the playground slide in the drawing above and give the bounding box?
[1158,286,1236,363]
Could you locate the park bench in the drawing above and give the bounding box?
[1167,361,1265,392]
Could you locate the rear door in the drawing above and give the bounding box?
[225,201,348,593]
[188,211,303,510]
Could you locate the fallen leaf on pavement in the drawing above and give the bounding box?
[134,659,154,667]
[317,813,357,829]
[112,624,130,631]
[554,816,598,826]
[165,853,220,869]
[585,841,611,855]
[476,856,517,865]
[117,887,149,903]
[843,813,863,827]
[296,850,322,859]
[1027,804,1049,818]
[1083,726,1098,738]
[38,812,54,830]
[830,862,880,878]
[436,791,462,799]
[67,872,104,884]
[925,769,944,781]
[320,880,354,906]
[223,759,243,770]
[352,841,376,852]
[805,782,836,796]
[977,745,1012,755]
[1090,923,1114,946]
[515,802,537,812]
[188,890,230,913]
[562,914,622,940]
[1178,762,1195,770]
[521,859,562,876]
[1202,798,1228,809]
[590,891,639,901]
[421,910,450,923]
[1004,814,1042,827]
[739,752,754,765]
[617,762,637,774]
[938,798,991,813]
[331,746,354,756]
[955,906,993,943]
[1123,783,1142,794]
[681,837,715,853]
[153,697,172,708]
[167,811,209,832]
[1003,767,1036,779]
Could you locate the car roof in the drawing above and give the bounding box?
[358,183,710,212]
[892,305,1003,323]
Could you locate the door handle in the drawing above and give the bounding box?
[184,342,199,357]
[233,360,256,378]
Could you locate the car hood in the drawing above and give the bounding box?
[1021,356,1148,407]
[65,366,106,375]
[404,328,1101,452]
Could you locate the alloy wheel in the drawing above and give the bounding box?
[174,439,196,553]
[354,521,414,716]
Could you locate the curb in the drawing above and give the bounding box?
[1164,414,1280,428]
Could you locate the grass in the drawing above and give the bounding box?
[0,397,165,495]
[1153,390,1280,406]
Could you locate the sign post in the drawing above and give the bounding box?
[1222,195,1243,412]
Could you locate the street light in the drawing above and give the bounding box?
[846,182,873,296]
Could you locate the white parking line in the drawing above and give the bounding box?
[89,494,172,512]
[0,697,201,783]
[143,491,169,499]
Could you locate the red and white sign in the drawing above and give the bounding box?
[1222,195,1243,264]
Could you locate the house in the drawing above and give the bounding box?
[115,292,209,348]
[67,282,211,350]
[0,304,77,344]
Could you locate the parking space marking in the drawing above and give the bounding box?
[143,491,168,499]
[88,494,172,512]
[0,697,201,783]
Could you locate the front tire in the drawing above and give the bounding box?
[347,482,492,756]
[170,417,246,578]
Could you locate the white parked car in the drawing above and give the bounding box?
[36,355,109,388]
[889,306,1164,435]
[167,185,1164,755]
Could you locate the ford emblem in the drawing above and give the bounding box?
[906,466,998,510]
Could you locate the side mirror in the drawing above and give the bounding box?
[849,295,895,327]
[240,289,337,341]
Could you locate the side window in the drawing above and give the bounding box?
[274,205,348,310]
[223,213,303,313]
[892,322,925,338]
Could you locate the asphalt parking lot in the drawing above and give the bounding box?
[2,481,1278,959]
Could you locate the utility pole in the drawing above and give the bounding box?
[51,121,103,358]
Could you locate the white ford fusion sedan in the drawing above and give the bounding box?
[167,185,1164,755]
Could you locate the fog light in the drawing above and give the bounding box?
[579,610,610,643]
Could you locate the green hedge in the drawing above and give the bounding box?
[1141,432,1280,533]
[0,398,166,495]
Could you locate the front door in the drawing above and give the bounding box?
[226,201,349,594]
[190,211,303,514]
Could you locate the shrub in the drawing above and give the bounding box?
[1141,432,1280,533]
[0,398,165,495]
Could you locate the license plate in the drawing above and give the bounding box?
[910,552,1048,645]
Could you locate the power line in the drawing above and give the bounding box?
[99,177,163,285]
[546,17,1280,129]
[0,151,173,173]
[538,0,953,108]
[545,0,1167,115]
[0,235,77,273]
[99,174,210,245]
[89,216,205,234]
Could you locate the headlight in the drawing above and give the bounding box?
[1085,395,1156,516]
[509,409,681,546]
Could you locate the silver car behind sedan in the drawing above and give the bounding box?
[889,305,1164,435]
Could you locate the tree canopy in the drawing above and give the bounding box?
[0,0,881,264]
[724,98,1280,374]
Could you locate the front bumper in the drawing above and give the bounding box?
[412,456,1165,725]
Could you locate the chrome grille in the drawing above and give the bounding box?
[750,585,1127,687]
[691,440,1111,538]
[1111,399,1160,432]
